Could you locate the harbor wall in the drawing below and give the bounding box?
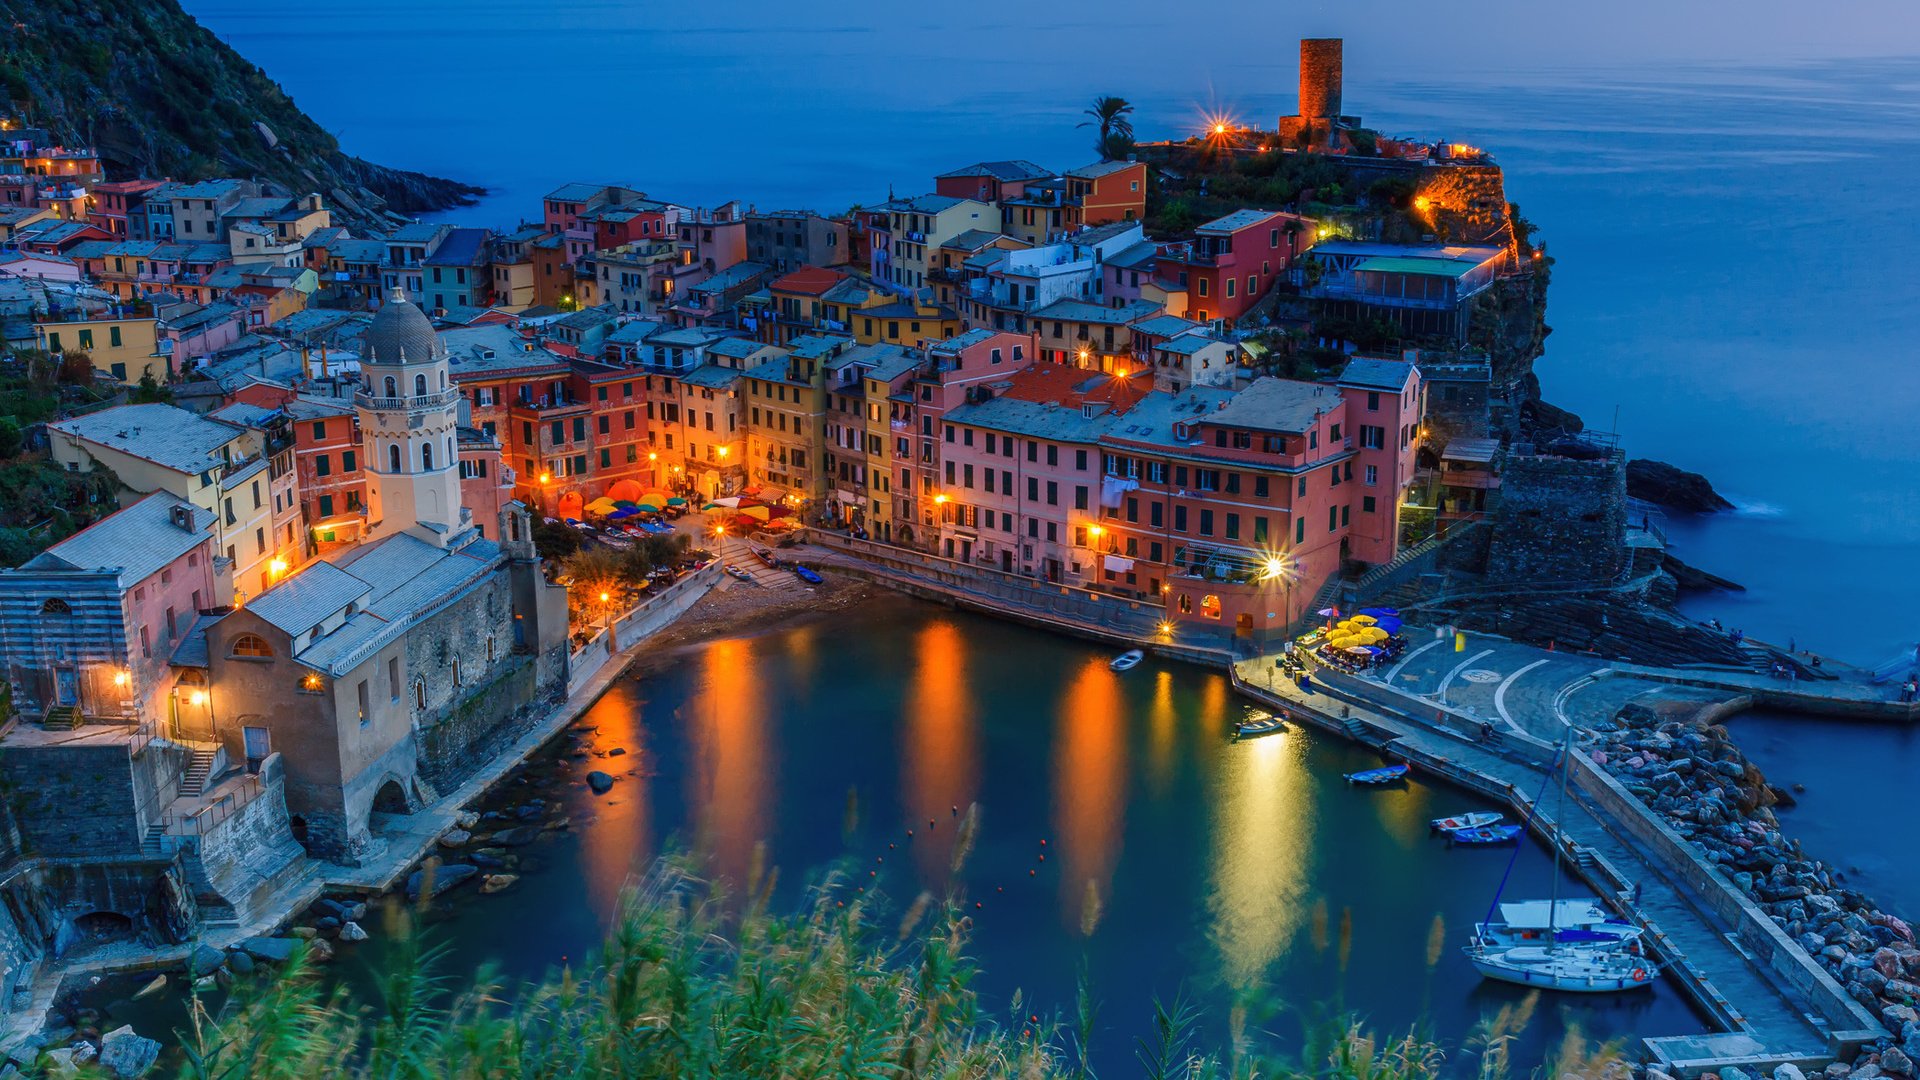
[1566,752,1885,1056]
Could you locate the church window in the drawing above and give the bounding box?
[389,445,402,473]
[414,373,427,396]
[229,634,274,658]
[422,444,434,471]
[384,376,397,397]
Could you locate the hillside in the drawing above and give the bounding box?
[0,0,482,229]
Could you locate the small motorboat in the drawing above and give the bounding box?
[1234,711,1286,739]
[1344,764,1409,785]
[1448,824,1524,846]
[1110,649,1145,672]
[724,564,754,583]
[793,564,823,585]
[1430,811,1504,832]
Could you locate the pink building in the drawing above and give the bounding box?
[904,330,1035,549]
[1158,209,1314,327]
[0,494,227,726]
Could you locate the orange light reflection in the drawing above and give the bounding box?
[903,619,979,881]
[1052,657,1128,923]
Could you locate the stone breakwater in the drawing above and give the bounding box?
[1591,709,1920,1079]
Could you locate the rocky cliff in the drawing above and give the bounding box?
[0,0,482,230]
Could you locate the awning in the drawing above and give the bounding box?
[1102,554,1135,573]
[835,490,857,504]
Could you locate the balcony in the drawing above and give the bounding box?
[355,387,460,412]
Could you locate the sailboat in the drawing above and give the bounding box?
[1463,728,1659,993]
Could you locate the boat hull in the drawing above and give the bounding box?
[1468,955,1656,993]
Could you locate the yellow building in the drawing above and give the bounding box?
[857,346,922,543]
[848,297,963,348]
[742,334,848,505]
[33,315,162,383]
[47,403,290,602]
[878,195,995,294]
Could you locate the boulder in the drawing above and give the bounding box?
[130,975,167,1000]
[405,863,478,900]
[311,899,352,921]
[97,1026,160,1079]
[438,829,471,849]
[339,921,369,943]
[1775,1064,1806,1080]
[240,937,300,964]
[1878,949,1905,979]
[608,747,626,757]
[454,812,480,830]
[479,873,518,895]
[313,916,340,934]
[225,951,254,976]
[1724,1067,1752,1080]
[1882,1048,1913,1079]
[186,944,225,977]
[288,926,318,940]
[587,771,615,794]
[489,826,540,847]
[308,938,334,963]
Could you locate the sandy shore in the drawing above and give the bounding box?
[638,573,885,654]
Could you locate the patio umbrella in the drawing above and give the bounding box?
[711,496,743,509]
[636,503,661,513]
[1359,607,1400,618]
[615,500,638,510]
[666,497,688,506]
[609,508,637,520]
[585,497,618,514]
[608,479,644,503]
[1345,646,1373,657]
[1375,616,1403,634]
[739,505,771,521]
[641,492,670,507]
[1349,614,1377,626]
[700,502,721,511]
[1317,608,1340,617]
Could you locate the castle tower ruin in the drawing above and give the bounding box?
[1298,38,1343,122]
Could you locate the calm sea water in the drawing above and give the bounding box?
[89,597,1705,1064]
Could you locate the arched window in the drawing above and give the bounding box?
[414,373,427,396]
[229,633,274,658]
[446,436,455,462]
[39,597,71,615]
[384,375,397,397]
[415,681,426,709]
[421,443,433,471]
[388,444,402,473]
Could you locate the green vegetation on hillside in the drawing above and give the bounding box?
[0,0,481,223]
[0,353,124,567]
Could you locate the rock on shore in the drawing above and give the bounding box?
[1593,712,1920,1064]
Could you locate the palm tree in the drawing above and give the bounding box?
[1079,95,1135,159]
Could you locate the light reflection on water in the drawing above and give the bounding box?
[903,619,978,882]
[1207,729,1313,989]
[1052,658,1129,923]
[686,636,770,888]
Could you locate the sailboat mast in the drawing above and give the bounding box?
[1549,725,1572,949]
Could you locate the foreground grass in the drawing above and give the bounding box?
[95,848,1624,1079]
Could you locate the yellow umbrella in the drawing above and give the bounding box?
[739,505,771,521]
[641,492,671,507]
[585,497,618,514]
[1362,627,1390,643]
[1349,614,1378,626]
[1326,634,1356,648]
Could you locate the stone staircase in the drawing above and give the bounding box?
[178,748,219,797]
[41,706,79,731]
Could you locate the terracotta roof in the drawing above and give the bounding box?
[768,265,848,297]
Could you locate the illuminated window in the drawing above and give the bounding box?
[230,634,274,658]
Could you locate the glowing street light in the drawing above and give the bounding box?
[933,494,948,505]
[1158,621,1174,635]
[112,669,129,687]
[189,690,208,707]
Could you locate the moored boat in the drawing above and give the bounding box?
[1344,764,1408,785]
[1473,900,1645,951]
[1466,945,1656,993]
[1234,711,1286,739]
[793,564,823,584]
[724,564,754,582]
[1110,649,1144,672]
[1430,811,1504,832]
[1447,824,1523,846]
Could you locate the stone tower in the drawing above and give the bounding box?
[357,288,467,547]
[1298,38,1344,122]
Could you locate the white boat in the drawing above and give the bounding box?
[1466,945,1656,993]
[1473,900,1645,952]
[1463,728,1659,994]
[1430,811,1504,832]
[1110,649,1144,672]
[1234,711,1286,739]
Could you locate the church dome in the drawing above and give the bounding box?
[364,287,441,364]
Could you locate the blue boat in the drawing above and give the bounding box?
[1344,764,1409,785]
[1448,824,1524,846]
[793,564,823,585]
